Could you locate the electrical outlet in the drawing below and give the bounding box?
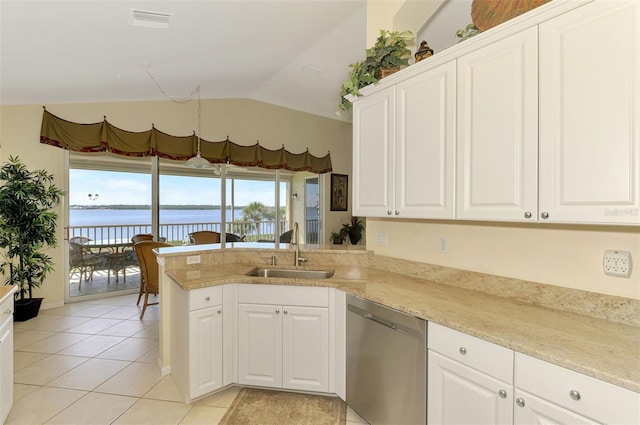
[186,255,201,265]
[603,250,632,278]
[377,232,388,246]
[439,237,448,254]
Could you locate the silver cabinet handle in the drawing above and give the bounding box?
[275,309,280,314]
[283,310,288,314]
[459,347,467,355]
[516,398,525,408]
[524,211,532,219]
[569,390,581,401]
[4,309,11,314]
[217,309,222,314]
[498,389,507,399]
[205,296,210,301]
[541,212,549,219]
[394,210,400,216]
[387,210,392,216]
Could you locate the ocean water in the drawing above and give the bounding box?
[69,209,242,226]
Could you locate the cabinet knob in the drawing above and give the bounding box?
[569,390,581,401]
[498,389,508,399]
[217,309,222,314]
[459,347,467,355]
[275,309,280,314]
[205,296,210,301]
[4,309,11,315]
[524,211,532,219]
[284,310,288,314]
[387,210,392,216]
[541,212,549,219]
[516,398,525,408]
[394,210,400,216]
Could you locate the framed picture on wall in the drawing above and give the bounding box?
[330,173,348,211]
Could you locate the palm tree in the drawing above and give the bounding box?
[241,202,269,235]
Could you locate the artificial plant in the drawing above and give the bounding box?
[0,156,64,307]
[339,29,413,112]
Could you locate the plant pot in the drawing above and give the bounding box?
[333,240,343,245]
[349,234,361,245]
[375,67,400,80]
[14,297,43,322]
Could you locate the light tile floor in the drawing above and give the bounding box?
[9,293,368,425]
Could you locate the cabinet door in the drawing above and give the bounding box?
[428,351,513,425]
[189,306,223,398]
[0,324,13,425]
[282,306,329,392]
[457,26,539,221]
[539,0,640,224]
[352,86,395,217]
[396,61,456,219]
[514,389,600,425]
[237,303,282,388]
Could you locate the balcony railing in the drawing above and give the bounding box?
[68,220,319,245]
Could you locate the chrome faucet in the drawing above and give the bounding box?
[292,222,308,268]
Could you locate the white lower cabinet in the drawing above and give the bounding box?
[513,389,600,425]
[237,284,330,393]
[0,293,15,425]
[428,322,514,425]
[170,284,224,403]
[514,352,640,425]
[428,323,640,425]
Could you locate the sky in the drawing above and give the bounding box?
[69,169,278,206]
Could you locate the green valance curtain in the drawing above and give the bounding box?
[40,109,332,174]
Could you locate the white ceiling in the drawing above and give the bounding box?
[0,0,368,120]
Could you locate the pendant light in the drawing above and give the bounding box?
[186,85,212,169]
[186,139,211,169]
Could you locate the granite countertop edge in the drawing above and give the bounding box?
[165,264,640,393]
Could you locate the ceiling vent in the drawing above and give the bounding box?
[129,9,174,29]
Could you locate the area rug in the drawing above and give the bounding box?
[219,388,347,425]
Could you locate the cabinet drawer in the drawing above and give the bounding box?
[428,322,513,384]
[189,286,223,311]
[515,352,640,424]
[238,284,329,307]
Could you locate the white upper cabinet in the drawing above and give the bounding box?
[538,0,640,225]
[396,61,456,218]
[352,87,395,217]
[456,26,539,221]
[353,61,456,219]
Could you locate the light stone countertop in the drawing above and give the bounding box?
[0,285,17,304]
[165,261,640,393]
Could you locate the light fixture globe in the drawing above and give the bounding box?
[185,152,212,169]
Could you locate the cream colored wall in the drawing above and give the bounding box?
[366,219,640,299]
[0,100,352,308]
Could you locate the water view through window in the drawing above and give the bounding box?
[67,163,302,300]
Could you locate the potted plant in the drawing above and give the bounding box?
[330,230,346,245]
[0,156,64,321]
[342,216,365,245]
[339,29,414,112]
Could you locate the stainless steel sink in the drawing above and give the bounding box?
[246,267,334,279]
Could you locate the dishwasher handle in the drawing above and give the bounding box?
[348,304,424,341]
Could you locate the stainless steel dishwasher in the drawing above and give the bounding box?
[346,294,427,425]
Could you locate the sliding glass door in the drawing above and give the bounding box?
[66,154,318,301]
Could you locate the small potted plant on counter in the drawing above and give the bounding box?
[330,230,347,245]
[342,216,365,245]
[0,156,64,321]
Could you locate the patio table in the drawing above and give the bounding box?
[85,239,134,282]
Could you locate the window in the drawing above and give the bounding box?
[66,153,315,300]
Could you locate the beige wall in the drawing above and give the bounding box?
[0,100,352,308]
[366,219,640,300]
